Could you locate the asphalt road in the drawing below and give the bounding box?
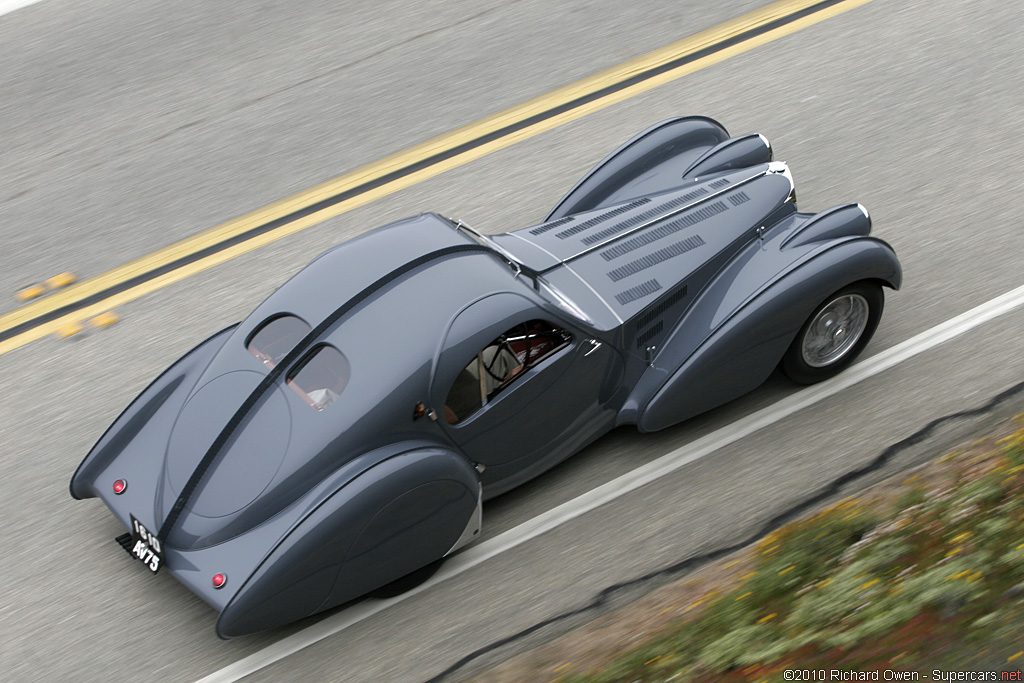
[1,0,1023,681]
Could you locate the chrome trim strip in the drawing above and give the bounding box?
[562,165,773,262]
[446,483,483,555]
[561,262,624,326]
[505,230,562,266]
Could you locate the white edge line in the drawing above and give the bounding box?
[0,0,44,18]
[197,282,1024,683]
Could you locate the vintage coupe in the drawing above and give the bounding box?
[71,116,901,637]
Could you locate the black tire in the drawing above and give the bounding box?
[780,282,883,385]
[368,557,445,599]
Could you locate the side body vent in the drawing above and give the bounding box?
[632,283,689,351]
[635,284,688,331]
[636,321,664,348]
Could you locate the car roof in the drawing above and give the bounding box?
[198,213,538,388]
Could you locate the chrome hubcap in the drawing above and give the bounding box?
[800,294,869,368]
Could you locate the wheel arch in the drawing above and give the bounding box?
[215,446,479,638]
[545,116,730,222]
[632,237,901,432]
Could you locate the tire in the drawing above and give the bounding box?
[368,557,445,598]
[780,282,883,385]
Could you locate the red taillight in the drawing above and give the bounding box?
[113,479,127,494]
[212,573,227,589]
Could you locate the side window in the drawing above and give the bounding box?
[287,344,350,411]
[247,314,311,368]
[444,319,571,424]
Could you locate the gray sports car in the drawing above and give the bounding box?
[71,116,901,637]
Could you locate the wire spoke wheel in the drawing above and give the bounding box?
[781,282,884,385]
[800,293,870,368]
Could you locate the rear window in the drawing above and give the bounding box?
[287,344,350,411]
[247,315,311,368]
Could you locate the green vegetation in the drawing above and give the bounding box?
[560,422,1024,682]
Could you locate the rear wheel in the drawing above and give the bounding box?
[369,557,445,598]
[781,282,883,384]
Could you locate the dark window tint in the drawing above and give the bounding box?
[444,320,570,424]
[247,315,311,368]
[288,345,350,411]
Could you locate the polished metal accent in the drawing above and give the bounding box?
[445,483,483,556]
[584,339,603,356]
[800,293,869,367]
[562,165,771,261]
[451,218,529,279]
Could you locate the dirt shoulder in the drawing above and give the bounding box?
[467,398,1024,683]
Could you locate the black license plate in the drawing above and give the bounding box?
[127,514,164,573]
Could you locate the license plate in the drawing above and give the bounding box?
[128,514,164,573]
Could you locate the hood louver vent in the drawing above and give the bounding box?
[607,235,707,282]
[729,191,750,206]
[601,201,726,261]
[529,215,575,236]
[555,198,650,239]
[614,279,662,305]
[580,188,709,247]
[710,178,731,189]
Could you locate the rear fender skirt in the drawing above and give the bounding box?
[545,116,729,222]
[215,448,478,638]
[633,238,901,432]
[680,133,773,181]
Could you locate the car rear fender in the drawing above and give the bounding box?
[544,116,729,222]
[70,324,237,500]
[633,237,901,432]
[215,446,479,638]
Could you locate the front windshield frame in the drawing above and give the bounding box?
[448,217,593,326]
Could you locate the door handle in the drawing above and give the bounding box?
[584,339,602,357]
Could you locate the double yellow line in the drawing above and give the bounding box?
[0,0,873,356]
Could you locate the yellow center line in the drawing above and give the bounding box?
[0,0,874,357]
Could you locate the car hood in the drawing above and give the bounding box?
[493,163,795,328]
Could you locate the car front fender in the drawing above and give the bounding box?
[631,236,901,432]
